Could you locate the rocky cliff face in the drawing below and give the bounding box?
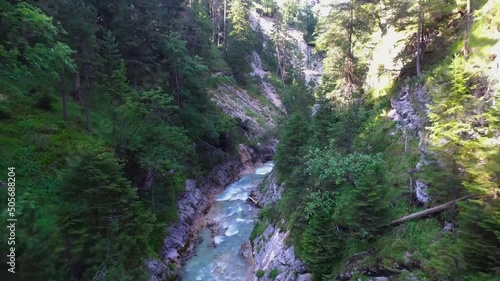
[251,171,311,281]
[389,84,432,204]
[210,82,281,138]
[253,225,311,281]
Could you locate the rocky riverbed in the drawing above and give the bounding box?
[178,162,274,281]
[147,143,274,281]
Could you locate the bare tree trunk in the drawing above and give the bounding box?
[143,168,155,191]
[74,71,81,102]
[174,68,182,112]
[275,44,285,87]
[346,0,355,98]
[464,0,471,59]
[420,12,425,62]
[83,77,93,132]
[60,73,67,121]
[390,194,475,225]
[212,0,219,44]
[223,0,228,56]
[416,0,422,78]
[379,0,387,35]
[217,21,221,46]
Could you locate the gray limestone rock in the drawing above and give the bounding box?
[145,258,174,281]
[252,175,310,280]
[415,180,431,203]
[241,240,255,265]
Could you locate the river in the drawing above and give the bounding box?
[179,162,274,281]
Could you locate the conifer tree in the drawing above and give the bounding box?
[225,0,253,83]
[57,151,155,280]
[261,0,278,17]
[301,208,343,280]
[428,56,475,195]
[316,0,372,104]
[297,3,318,43]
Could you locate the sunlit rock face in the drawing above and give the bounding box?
[248,9,323,86]
[388,85,429,132]
[146,258,174,281]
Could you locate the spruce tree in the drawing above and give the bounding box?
[459,199,500,276]
[315,0,372,103]
[301,208,343,280]
[225,0,253,83]
[343,153,391,235]
[57,150,155,280]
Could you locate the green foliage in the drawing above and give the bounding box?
[57,150,155,280]
[306,149,392,232]
[301,208,343,280]
[316,0,373,103]
[0,0,252,279]
[206,44,232,73]
[273,0,500,280]
[428,56,476,162]
[256,269,266,279]
[250,221,268,241]
[275,112,311,181]
[268,268,280,280]
[113,88,194,174]
[297,4,318,43]
[425,43,500,277]
[226,0,254,83]
[458,199,500,276]
[35,93,56,111]
[0,2,75,92]
[261,0,278,17]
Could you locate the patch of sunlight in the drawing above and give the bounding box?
[364,27,409,96]
[465,0,500,90]
[380,109,389,118]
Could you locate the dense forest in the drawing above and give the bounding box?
[271,0,500,280]
[0,0,499,280]
[0,0,267,279]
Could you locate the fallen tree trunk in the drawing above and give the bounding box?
[247,196,258,205]
[390,194,476,225]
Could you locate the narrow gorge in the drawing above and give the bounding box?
[1,0,499,281]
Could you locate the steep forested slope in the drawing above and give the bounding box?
[270,0,500,280]
[0,0,281,280]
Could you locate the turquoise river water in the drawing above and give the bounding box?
[179,162,274,281]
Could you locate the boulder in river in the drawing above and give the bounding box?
[241,240,255,265]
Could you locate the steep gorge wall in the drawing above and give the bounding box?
[251,171,312,281]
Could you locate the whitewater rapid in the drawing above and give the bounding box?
[179,162,274,281]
